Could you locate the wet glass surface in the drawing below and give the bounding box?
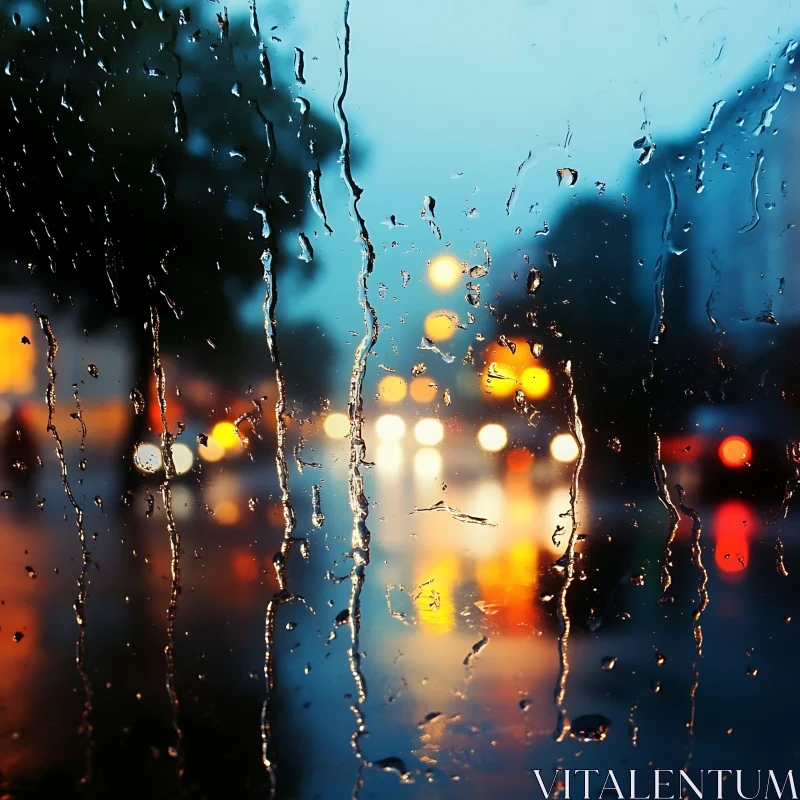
[0,1,799,798]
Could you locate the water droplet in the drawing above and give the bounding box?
[463,635,490,666]
[298,233,314,263]
[557,168,578,187]
[601,656,617,671]
[526,268,542,294]
[373,757,411,782]
[87,364,99,379]
[570,714,611,742]
[311,484,324,528]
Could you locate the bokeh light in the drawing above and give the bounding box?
[171,442,194,475]
[718,435,752,468]
[211,421,239,450]
[133,442,162,473]
[375,414,406,441]
[427,255,461,291]
[520,366,551,399]
[231,549,259,582]
[378,375,407,404]
[507,447,534,472]
[424,311,457,341]
[414,418,444,446]
[481,362,518,398]
[215,500,240,526]
[410,377,437,403]
[550,433,579,463]
[323,412,350,439]
[478,423,508,452]
[714,499,752,578]
[198,435,225,462]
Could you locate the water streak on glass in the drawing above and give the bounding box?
[149,305,184,782]
[34,309,94,784]
[552,360,586,740]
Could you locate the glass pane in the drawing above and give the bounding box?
[0,0,797,797]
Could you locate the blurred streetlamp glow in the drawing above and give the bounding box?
[414,418,444,446]
[211,421,239,449]
[198,436,225,462]
[133,442,162,473]
[428,255,461,291]
[378,375,407,404]
[481,362,518,398]
[551,433,579,463]
[375,414,406,441]
[520,366,551,399]
[171,442,194,475]
[424,311,458,342]
[478,423,508,452]
[323,412,350,439]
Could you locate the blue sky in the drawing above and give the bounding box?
[236,0,797,377]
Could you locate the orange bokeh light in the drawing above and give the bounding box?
[231,549,260,582]
[507,447,534,473]
[718,436,752,468]
[409,377,437,403]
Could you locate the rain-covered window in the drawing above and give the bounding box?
[0,0,799,797]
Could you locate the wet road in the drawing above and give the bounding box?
[1,422,798,799]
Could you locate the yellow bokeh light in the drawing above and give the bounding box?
[198,436,225,462]
[551,433,579,463]
[520,366,551,399]
[375,414,405,441]
[211,421,239,449]
[414,418,444,446]
[423,311,457,342]
[478,423,508,452]
[323,412,350,439]
[410,377,437,403]
[428,255,461,291]
[482,362,518,398]
[378,375,407,404]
